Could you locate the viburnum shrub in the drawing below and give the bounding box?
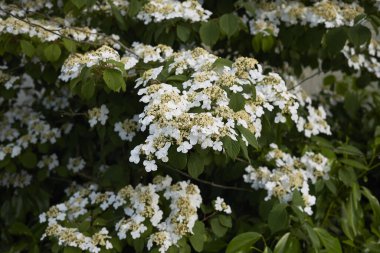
[0,1,380,253]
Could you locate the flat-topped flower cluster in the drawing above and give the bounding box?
[118,45,331,172]
[244,143,331,215]
[342,39,380,78]
[137,0,212,24]
[0,16,121,48]
[39,175,213,253]
[244,0,364,36]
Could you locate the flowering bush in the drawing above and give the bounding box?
[1,0,380,253]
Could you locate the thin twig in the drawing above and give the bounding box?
[159,162,254,193]
[288,69,322,91]
[0,6,138,57]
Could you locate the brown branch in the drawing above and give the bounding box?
[159,162,255,193]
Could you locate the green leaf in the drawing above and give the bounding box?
[70,0,86,8]
[261,35,275,52]
[168,147,187,170]
[63,247,82,253]
[325,28,347,55]
[361,187,380,226]
[268,203,289,233]
[273,232,290,253]
[219,13,240,37]
[127,0,142,17]
[20,40,35,57]
[314,228,342,253]
[189,221,205,252]
[200,21,220,47]
[237,125,259,149]
[303,223,321,249]
[8,222,33,236]
[188,152,204,178]
[335,144,364,157]
[338,166,357,186]
[252,34,262,52]
[44,44,61,62]
[229,92,245,111]
[323,75,336,86]
[219,215,232,228]
[103,68,126,92]
[344,91,360,118]
[210,217,228,237]
[340,158,368,171]
[347,25,371,48]
[62,38,77,52]
[20,151,37,169]
[222,136,240,160]
[177,24,191,42]
[81,78,95,100]
[226,232,262,253]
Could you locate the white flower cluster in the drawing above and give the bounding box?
[0,16,121,49]
[83,0,129,15]
[114,116,139,141]
[42,224,113,253]
[243,143,331,215]
[132,42,174,63]
[37,154,59,171]
[214,197,232,214]
[0,69,19,89]
[67,157,86,173]
[0,1,53,16]
[88,104,109,128]
[0,170,32,188]
[42,88,70,111]
[59,45,137,82]
[137,0,212,24]
[342,39,380,78]
[39,175,202,253]
[127,45,330,172]
[245,0,364,36]
[0,87,62,163]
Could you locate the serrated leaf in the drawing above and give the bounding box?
[340,158,368,170]
[189,221,205,252]
[219,13,240,37]
[210,217,228,237]
[261,35,275,52]
[44,44,61,62]
[226,232,262,253]
[219,215,232,228]
[229,92,245,111]
[188,152,204,178]
[222,136,240,160]
[168,147,187,170]
[70,0,86,8]
[314,228,342,253]
[237,125,259,149]
[347,25,371,48]
[325,28,347,55]
[62,38,76,52]
[268,204,289,233]
[20,40,35,57]
[200,21,220,47]
[20,151,37,169]
[103,68,126,92]
[177,24,191,42]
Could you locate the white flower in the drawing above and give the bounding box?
[214,196,232,214]
[88,104,109,128]
[67,157,86,173]
[143,159,158,172]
